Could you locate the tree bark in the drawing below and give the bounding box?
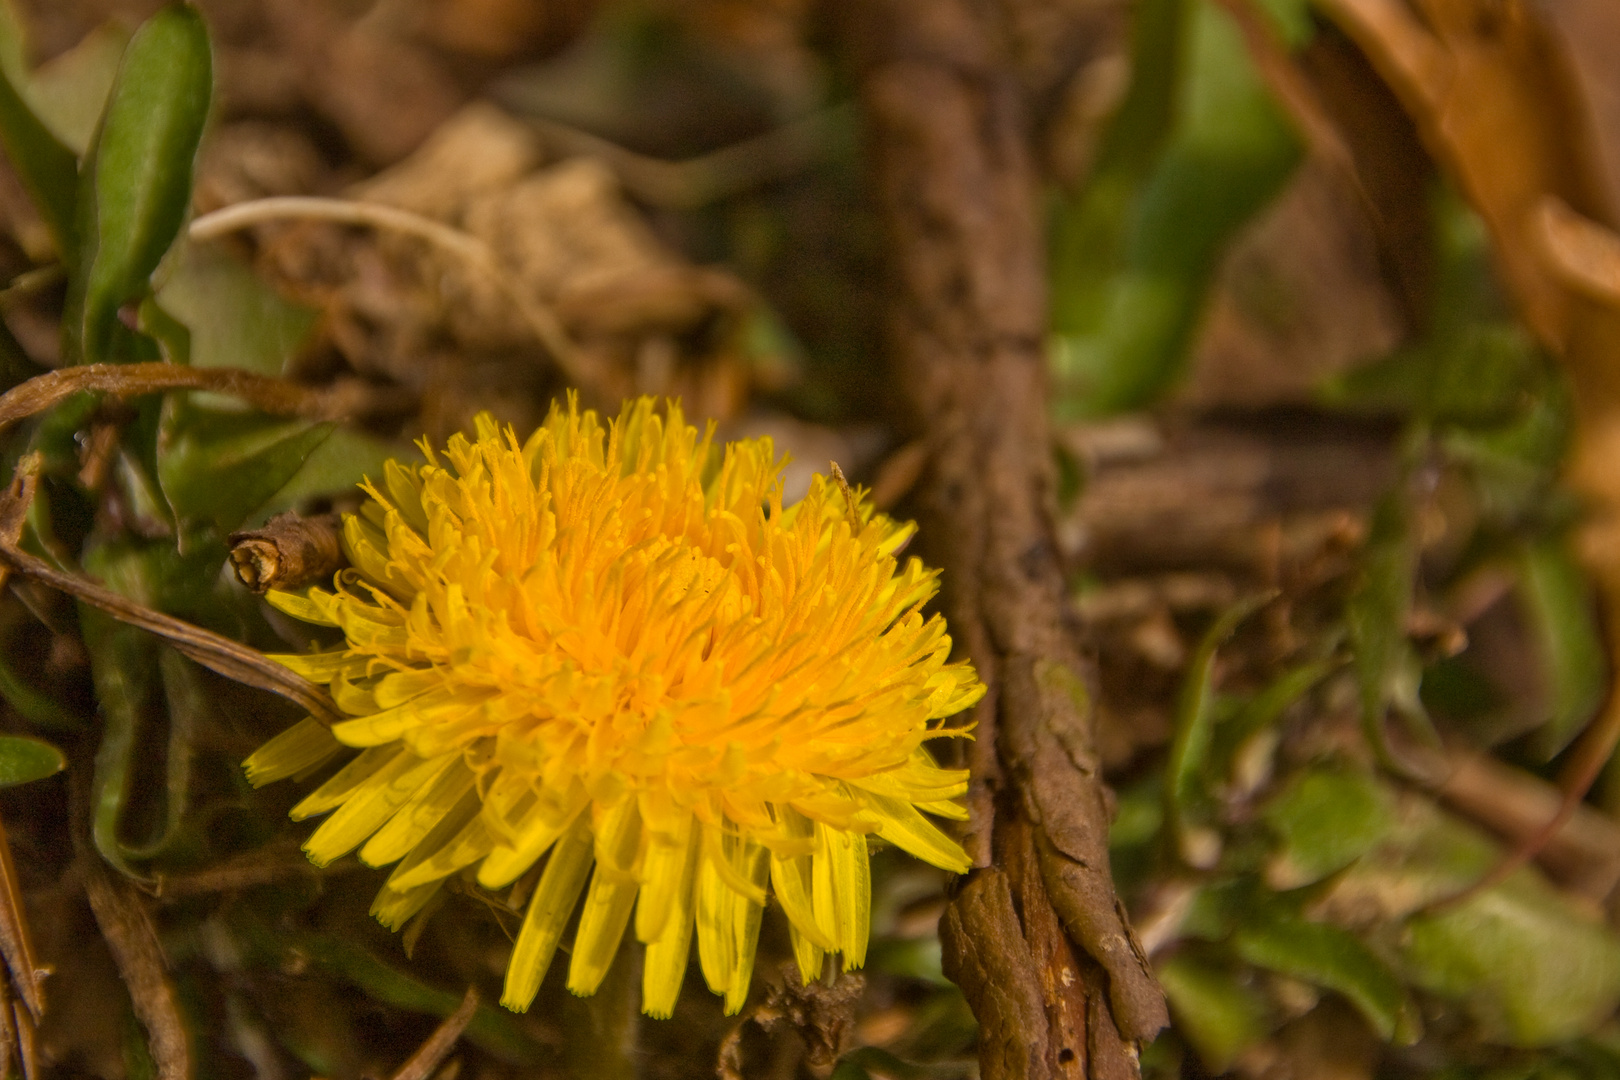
[841,2,1169,1077]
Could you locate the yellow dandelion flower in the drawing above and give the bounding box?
[244,397,983,1017]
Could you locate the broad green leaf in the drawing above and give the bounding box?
[251,425,414,527]
[1049,0,1301,416]
[1316,787,1496,917]
[64,3,212,365]
[0,735,64,787]
[1315,789,1620,1045]
[156,398,333,534]
[1322,327,1538,427]
[1051,0,1185,305]
[1232,913,1416,1044]
[1165,594,1268,866]
[0,56,78,254]
[1518,537,1605,760]
[24,22,129,154]
[1403,878,1620,1047]
[1261,761,1393,889]
[1157,953,1273,1073]
[155,243,318,375]
[136,295,191,365]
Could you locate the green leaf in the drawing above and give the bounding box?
[0,0,24,78]
[1156,953,1273,1073]
[1323,327,1539,427]
[1049,0,1302,416]
[79,541,161,880]
[136,295,191,365]
[1321,186,1553,433]
[868,937,947,987]
[64,3,212,366]
[1248,0,1313,47]
[23,22,129,154]
[114,648,199,862]
[1165,593,1269,866]
[1517,537,1606,760]
[1261,761,1394,889]
[0,646,83,730]
[78,535,239,874]
[1403,877,1620,1047]
[234,917,545,1065]
[156,399,333,534]
[1346,486,1435,768]
[0,54,78,254]
[155,243,319,375]
[1219,658,1336,762]
[0,735,64,787]
[113,395,178,537]
[250,425,413,526]
[1232,912,1416,1044]
[1313,788,1620,1045]
[829,1048,934,1080]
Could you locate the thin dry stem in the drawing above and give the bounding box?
[389,986,479,1080]
[73,774,192,1080]
[0,816,44,1022]
[0,541,342,725]
[0,363,356,437]
[188,196,588,386]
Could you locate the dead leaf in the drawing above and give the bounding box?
[1533,195,1620,307]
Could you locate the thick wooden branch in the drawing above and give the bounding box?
[840,1,1169,1076]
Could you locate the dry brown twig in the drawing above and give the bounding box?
[72,773,192,1080]
[148,838,350,902]
[0,444,340,726]
[0,816,44,1024]
[388,986,479,1080]
[0,362,357,435]
[842,1,1168,1076]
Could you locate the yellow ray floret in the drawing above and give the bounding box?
[244,396,983,1017]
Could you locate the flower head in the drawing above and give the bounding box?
[245,397,983,1016]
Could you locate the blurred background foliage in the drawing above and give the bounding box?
[0,0,1615,1078]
